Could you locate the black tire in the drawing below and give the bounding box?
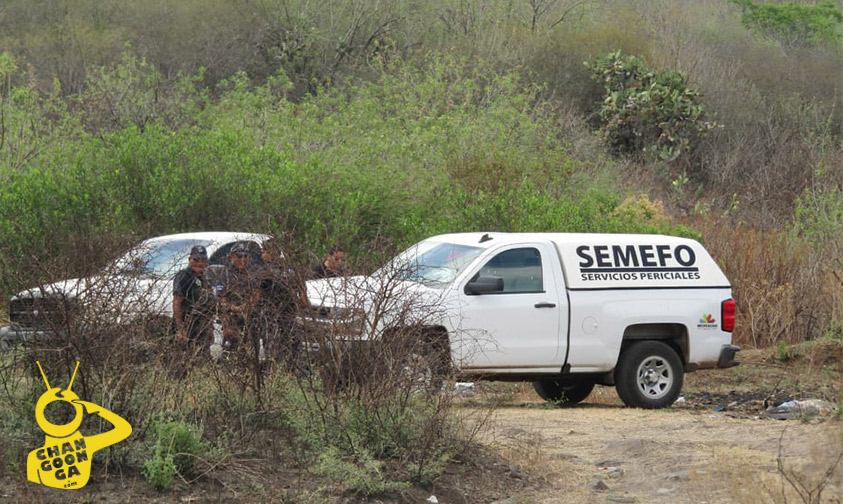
[614,340,684,409]
[533,378,595,405]
[399,338,451,393]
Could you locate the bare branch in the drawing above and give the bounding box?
[548,0,593,30]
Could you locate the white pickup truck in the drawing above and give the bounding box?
[1,232,270,349]
[306,232,739,408]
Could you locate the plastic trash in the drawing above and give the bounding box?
[210,343,223,360]
[764,399,834,420]
[453,382,475,397]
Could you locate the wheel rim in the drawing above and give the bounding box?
[635,355,673,399]
[401,353,434,390]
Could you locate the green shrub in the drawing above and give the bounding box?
[793,186,843,252]
[776,341,790,362]
[312,446,411,496]
[142,448,177,491]
[822,321,843,342]
[586,50,718,164]
[732,1,843,47]
[79,51,208,133]
[142,416,208,490]
[281,378,454,480]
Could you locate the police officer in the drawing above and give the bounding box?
[311,245,345,279]
[217,242,261,351]
[173,245,215,355]
[258,237,301,368]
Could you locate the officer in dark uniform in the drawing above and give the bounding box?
[173,245,215,356]
[311,245,345,279]
[217,242,261,352]
[258,237,301,368]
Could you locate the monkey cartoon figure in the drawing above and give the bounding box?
[27,362,132,490]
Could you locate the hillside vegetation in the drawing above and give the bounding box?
[1,0,841,353]
[1,1,841,499]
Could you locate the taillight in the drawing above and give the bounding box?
[721,298,735,333]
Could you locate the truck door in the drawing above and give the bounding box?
[455,243,567,369]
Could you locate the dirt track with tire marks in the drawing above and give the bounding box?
[466,387,842,504]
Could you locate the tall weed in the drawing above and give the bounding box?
[694,218,832,347]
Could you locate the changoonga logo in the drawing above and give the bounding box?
[27,362,132,490]
[697,314,718,329]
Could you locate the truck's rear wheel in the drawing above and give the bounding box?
[533,378,595,405]
[615,340,683,409]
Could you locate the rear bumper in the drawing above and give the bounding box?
[717,344,741,368]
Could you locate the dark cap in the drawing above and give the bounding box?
[230,242,248,255]
[189,245,208,259]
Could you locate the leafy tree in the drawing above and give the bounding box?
[78,51,208,133]
[0,52,84,174]
[586,51,717,164]
[732,1,843,47]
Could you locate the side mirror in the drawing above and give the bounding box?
[464,275,504,295]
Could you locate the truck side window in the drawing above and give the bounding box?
[477,248,543,293]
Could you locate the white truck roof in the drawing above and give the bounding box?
[426,232,730,290]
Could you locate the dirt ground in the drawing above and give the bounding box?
[468,397,841,504]
[5,343,841,504]
[456,343,843,504]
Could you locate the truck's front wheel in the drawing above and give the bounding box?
[615,341,683,409]
[533,379,595,406]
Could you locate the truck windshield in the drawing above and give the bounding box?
[381,240,484,287]
[113,239,213,278]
